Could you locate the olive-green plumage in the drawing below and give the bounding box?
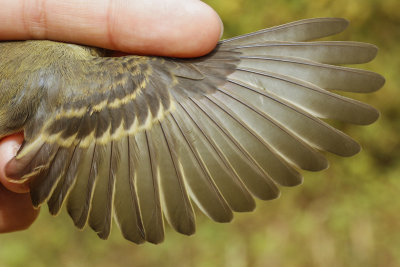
[0,18,384,244]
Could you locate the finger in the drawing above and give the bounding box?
[0,133,30,194]
[0,0,223,57]
[0,183,39,233]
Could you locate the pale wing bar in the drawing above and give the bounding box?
[4,18,383,244]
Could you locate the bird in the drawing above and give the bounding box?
[0,18,384,244]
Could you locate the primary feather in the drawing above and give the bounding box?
[0,18,384,244]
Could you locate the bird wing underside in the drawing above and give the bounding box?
[5,18,384,244]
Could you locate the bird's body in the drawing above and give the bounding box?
[0,18,384,244]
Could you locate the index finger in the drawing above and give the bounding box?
[0,0,223,57]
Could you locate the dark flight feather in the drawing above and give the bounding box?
[0,18,384,244]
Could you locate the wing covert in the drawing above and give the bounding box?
[2,18,384,244]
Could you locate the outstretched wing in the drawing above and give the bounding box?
[5,18,384,244]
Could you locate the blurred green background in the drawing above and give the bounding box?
[1,0,399,266]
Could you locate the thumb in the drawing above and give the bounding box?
[0,133,29,193]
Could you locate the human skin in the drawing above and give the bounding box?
[0,0,222,233]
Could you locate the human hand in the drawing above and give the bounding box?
[0,0,223,233]
[0,133,39,233]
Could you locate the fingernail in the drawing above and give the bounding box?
[11,140,22,156]
[219,16,224,39]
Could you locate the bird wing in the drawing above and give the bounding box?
[5,18,384,244]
